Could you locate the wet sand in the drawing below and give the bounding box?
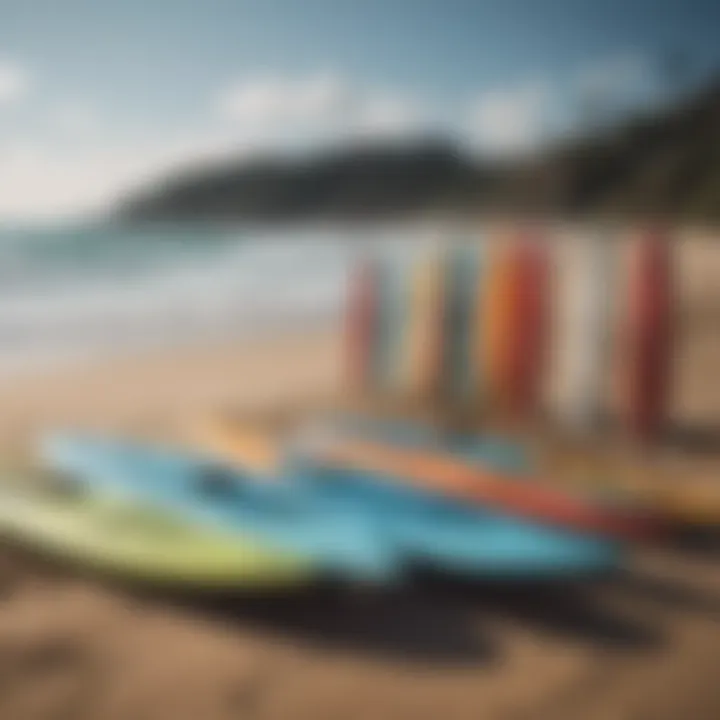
[0,236,717,719]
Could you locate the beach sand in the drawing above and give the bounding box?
[0,237,718,719]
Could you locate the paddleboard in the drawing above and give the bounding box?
[42,436,401,583]
[0,472,312,588]
[43,435,619,579]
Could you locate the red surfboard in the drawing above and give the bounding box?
[504,232,550,420]
[624,230,674,442]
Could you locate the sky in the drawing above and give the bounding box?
[0,0,718,220]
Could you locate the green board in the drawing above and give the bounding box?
[0,473,314,589]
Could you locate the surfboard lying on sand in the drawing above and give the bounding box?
[42,435,621,580]
[191,413,530,477]
[40,436,402,584]
[0,471,313,589]
[304,436,662,541]
[190,414,658,539]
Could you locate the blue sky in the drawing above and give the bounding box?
[0,0,718,218]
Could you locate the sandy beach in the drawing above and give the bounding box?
[0,237,717,720]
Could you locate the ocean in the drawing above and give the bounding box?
[0,222,443,375]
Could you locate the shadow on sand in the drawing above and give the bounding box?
[0,546,675,668]
[663,421,720,456]
[154,582,497,666]
[153,569,666,665]
[612,566,720,621]
[413,572,664,652]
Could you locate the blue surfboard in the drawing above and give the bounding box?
[43,435,620,580]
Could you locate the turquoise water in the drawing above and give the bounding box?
[0,222,440,374]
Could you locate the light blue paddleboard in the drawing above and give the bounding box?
[43,435,621,580]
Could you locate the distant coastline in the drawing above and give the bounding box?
[118,80,720,225]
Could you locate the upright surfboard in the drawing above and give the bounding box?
[400,251,446,402]
[504,233,550,420]
[372,258,408,395]
[553,232,614,432]
[345,256,379,396]
[481,235,517,414]
[443,243,481,403]
[624,230,674,442]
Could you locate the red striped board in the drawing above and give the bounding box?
[624,230,674,442]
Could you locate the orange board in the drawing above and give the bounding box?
[313,437,662,541]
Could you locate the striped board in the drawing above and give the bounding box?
[399,251,446,401]
[623,230,674,442]
[553,233,614,432]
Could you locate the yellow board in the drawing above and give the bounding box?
[399,252,445,400]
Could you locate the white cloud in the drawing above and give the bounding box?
[0,143,145,219]
[0,130,260,221]
[0,61,28,106]
[217,72,348,128]
[217,72,430,144]
[470,82,550,156]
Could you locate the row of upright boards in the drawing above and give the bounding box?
[345,228,674,442]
